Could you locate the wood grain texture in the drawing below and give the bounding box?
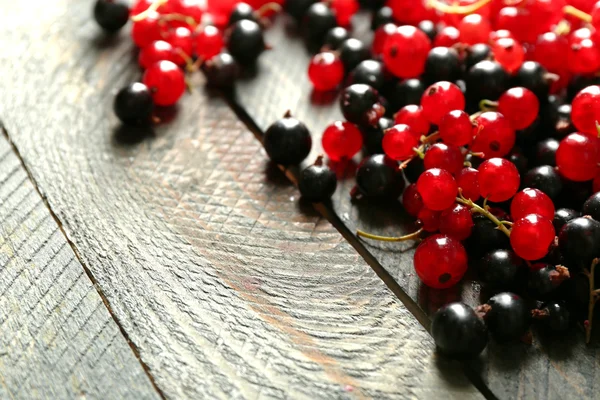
[0,135,159,399]
[233,14,600,400]
[0,1,483,399]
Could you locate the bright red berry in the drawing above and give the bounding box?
[439,110,474,147]
[420,82,465,126]
[478,158,520,202]
[458,14,491,45]
[207,0,237,27]
[394,105,429,137]
[142,60,186,106]
[424,143,464,175]
[568,38,600,75]
[322,121,363,161]
[166,27,193,66]
[383,25,431,79]
[471,112,515,159]
[194,25,224,61]
[402,183,424,217]
[497,87,540,130]
[139,40,175,69]
[489,29,514,42]
[417,168,458,211]
[439,204,474,241]
[172,0,203,25]
[330,0,359,26]
[387,0,438,26]
[308,52,345,92]
[510,188,555,221]
[492,37,524,74]
[533,32,569,73]
[131,11,163,48]
[571,85,600,137]
[434,26,460,47]
[372,23,397,57]
[510,214,555,261]
[417,207,441,232]
[382,124,419,161]
[414,234,468,289]
[556,133,600,182]
[456,167,480,201]
[496,6,531,43]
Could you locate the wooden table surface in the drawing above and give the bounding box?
[0,1,598,399]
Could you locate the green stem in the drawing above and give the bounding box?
[456,197,511,237]
[357,228,423,242]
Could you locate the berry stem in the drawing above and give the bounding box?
[131,0,168,21]
[426,0,492,14]
[456,194,512,237]
[584,258,599,343]
[563,5,592,23]
[256,2,283,17]
[479,99,498,112]
[159,13,199,28]
[357,228,423,242]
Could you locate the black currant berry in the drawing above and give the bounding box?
[298,157,337,202]
[340,84,385,127]
[553,208,580,232]
[583,193,600,221]
[431,303,488,358]
[481,292,531,342]
[362,117,393,155]
[465,215,511,257]
[359,0,386,10]
[355,154,404,198]
[528,264,570,299]
[387,79,426,111]
[424,47,461,84]
[348,60,386,92]
[284,0,318,22]
[403,156,425,183]
[553,104,574,139]
[479,249,527,290]
[417,20,437,41]
[263,112,312,165]
[228,3,259,26]
[339,39,370,72]
[466,60,510,103]
[113,83,154,125]
[557,179,593,210]
[371,6,394,30]
[93,0,130,33]
[512,61,550,101]
[533,138,559,167]
[533,301,571,332]
[522,166,563,201]
[227,20,266,65]
[507,149,528,176]
[558,217,600,270]
[303,3,337,46]
[464,43,492,72]
[204,53,239,88]
[567,74,600,102]
[323,27,350,50]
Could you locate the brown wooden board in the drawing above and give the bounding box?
[0,135,159,399]
[233,13,600,400]
[0,0,484,398]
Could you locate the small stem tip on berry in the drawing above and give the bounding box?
[131,0,168,21]
[563,5,592,23]
[426,0,492,14]
[357,228,423,242]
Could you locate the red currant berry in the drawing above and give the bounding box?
[372,23,397,57]
[382,124,419,161]
[439,204,474,241]
[420,81,465,126]
[417,207,441,232]
[497,87,540,130]
[533,32,569,73]
[308,52,345,92]
[414,234,468,289]
[194,25,224,61]
[142,60,186,106]
[383,25,431,79]
[131,0,173,15]
[571,85,600,137]
[569,27,593,45]
[489,29,514,42]
[394,105,429,137]
[330,0,359,26]
[511,188,555,221]
[424,143,464,175]
[556,133,600,182]
[568,38,600,75]
[207,0,237,27]
[478,158,520,202]
[510,214,555,261]
[322,121,363,161]
[439,110,474,147]
[492,37,524,74]
[456,167,480,201]
[458,14,491,45]
[433,26,460,47]
[471,112,515,159]
[166,27,194,66]
[417,168,458,211]
[496,6,531,43]
[131,11,163,48]
[172,0,203,25]
[387,0,438,26]
[139,40,175,69]
[403,183,424,217]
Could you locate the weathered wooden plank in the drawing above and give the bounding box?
[233,13,600,400]
[0,1,483,399]
[0,134,160,399]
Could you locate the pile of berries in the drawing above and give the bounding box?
[94,0,600,360]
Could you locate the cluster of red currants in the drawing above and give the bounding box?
[260,0,600,358]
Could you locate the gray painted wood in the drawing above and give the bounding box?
[0,0,483,399]
[0,135,160,399]
[233,13,600,400]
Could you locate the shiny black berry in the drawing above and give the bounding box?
[465,215,511,257]
[323,27,350,50]
[583,193,600,221]
[418,20,437,41]
[522,165,563,201]
[355,154,404,198]
[479,249,526,290]
[339,39,370,72]
[465,43,492,72]
[362,117,393,155]
[93,0,129,33]
[228,3,259,26]
[340,84,384,127]
[303,3,337,46]
[534,302,571,332]
[528,264,570,299]
[512,61,550,101]
[567,74,600,102]
[298,158,337,202]
[371,6,394,30]
[423,47,461,84]
[431,303,488,358]
[348,60,386,92]
[263,112,312,165]
[113,83,154,125]
[227,20,266,65]
[466,60,510,103]
[553,208,580,232]
[533,138,559,167]
[284,0,318,22]
[552,104,574,139]
[482,292,531,342]
[558,217,600,270]
[204,53,239,88]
